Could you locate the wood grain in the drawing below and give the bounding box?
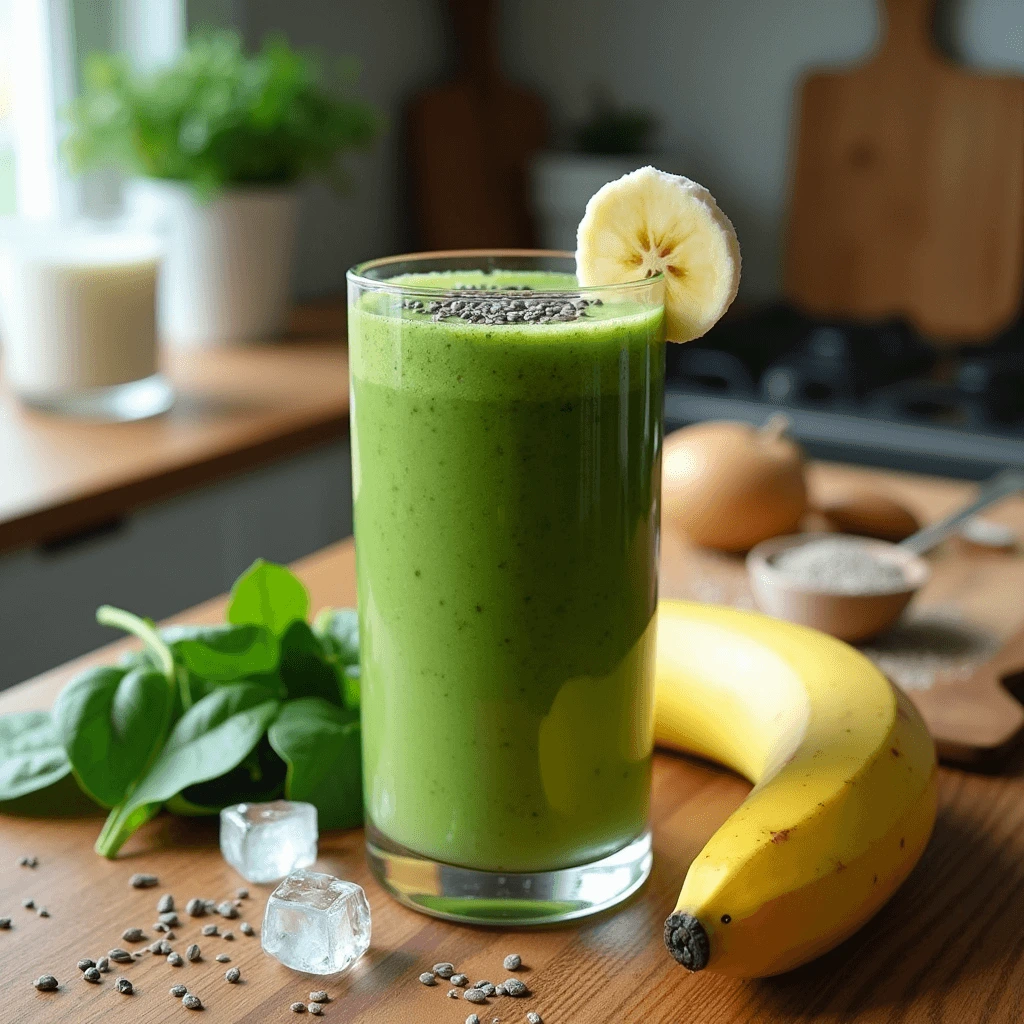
[0,302,349,555]
[784,0,1024,343]
[3,465,1024,1023]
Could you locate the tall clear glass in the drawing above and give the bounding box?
[347,251,664,924]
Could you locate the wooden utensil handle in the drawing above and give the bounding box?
[878,0,938,58]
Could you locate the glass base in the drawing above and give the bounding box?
[366,822,652,926]
[20,373,175,421]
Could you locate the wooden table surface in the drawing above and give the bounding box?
[2,464,1024,1023]
[0,301,349,555]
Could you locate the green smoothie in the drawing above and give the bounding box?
[350,269,664,873]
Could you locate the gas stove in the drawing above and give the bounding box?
[664,305,1024,480]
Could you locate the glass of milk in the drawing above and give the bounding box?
[0,223,173,420]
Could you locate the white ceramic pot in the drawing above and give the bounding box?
[127,180,299,348]
[530,152,688,253]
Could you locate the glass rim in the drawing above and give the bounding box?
[346,248,664,297]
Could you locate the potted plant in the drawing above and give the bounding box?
[531,97,681,252]
[65,31,380,348]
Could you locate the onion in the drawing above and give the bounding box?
[662,416,808,552]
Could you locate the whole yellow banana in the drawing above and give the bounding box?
[655,600,937,978]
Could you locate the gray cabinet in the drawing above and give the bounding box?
[0,438,352,690]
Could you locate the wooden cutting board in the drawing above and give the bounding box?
[408,0,547,250]
[784,0,1024,343]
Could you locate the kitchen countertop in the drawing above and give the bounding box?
[0,300,349,555]
[2,464,1024,1023]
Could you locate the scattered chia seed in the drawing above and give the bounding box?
[202,925,218,936]
[217,902,238,919]
[225,967,240,983]
[21,898,34,909]
[404,288,598,328]
[186,944,201,962]
[503,979,528,997]
[133,951,147,960]
[115,977,134,995]
[0,918,10,929]
[503,954,522,971]
[168,952,184,967]
[239,922,255,936]
[235,888,249,899]
[77,958,95,972]
[467,1016,481,1024]
[290,1003,307,1013]
[186,898,206,917]
[465,989,488,1005]
[157,893,175,913]
[494,985,506,996]
[36,907,49,917]
[108,948,133,964]
[130,873,158,889]
[96,957,109,973]
[447,989,459,999]
[170,984,188,998]
[434,963,455,979]
[309,1005,324,1017]
[18,855,39,868]
[215,954,230,963]
[309,991,329,1003]
[451,973,469,987]
[476,983,496,997]
[182,993,202,1010]
[166,930,177,940]
[151,939,173,956]
[159,911,180,926]
[33,974,58,991]
[222,931,235,940]
[203,899,218,912]
[122,927,145,943]
[527,1014,543,1024]
[83,967,101,983]
[154,922,169,932]
[419,972,437,986]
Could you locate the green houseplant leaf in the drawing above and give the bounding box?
[64,30,381,194]
[95,682,281,857]
[52,665,175,808]
[228,559,310,637]
[268,697,362,829]
[0,711,72,802]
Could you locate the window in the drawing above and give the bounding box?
[0,0,16,215]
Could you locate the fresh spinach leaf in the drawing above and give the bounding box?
[0,711,72,801]
[228,559,309,637]
[167,736,287,815]
[52,665,175,809]
[279,620,342,706]
[95,682,281,857]
[342,664,361,710]
[268,698,362,829]
[313,607,360,667]
[0,770,102,817]
[163,623,279,681]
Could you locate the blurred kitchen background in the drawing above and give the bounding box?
[0,0,1022,688]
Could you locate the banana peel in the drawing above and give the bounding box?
[654,600,937,978]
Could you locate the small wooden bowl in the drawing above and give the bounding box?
[746,534,931,643]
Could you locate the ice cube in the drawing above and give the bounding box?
[220,800,318,884]
[262,870,371,975]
